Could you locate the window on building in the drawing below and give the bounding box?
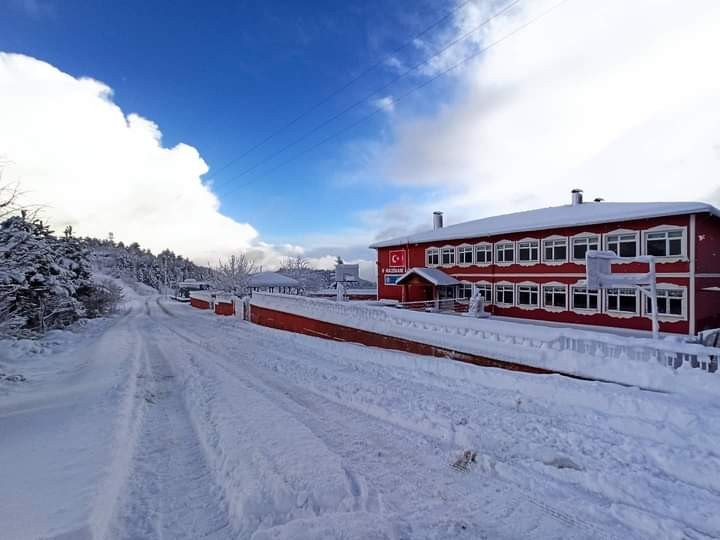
[441,247,456,265]
[384,275,402,285]
[543,286,567,309]
[475,244,492,264]
[572,235,600,261]
[495,284,514,305]
[572,287,599,310]
[496,242,514,264]
[426,247,439,266]
[606,233,637,257]
[646,229,683,257]
[517,240,539,263]
[476,283,492,302]
[543,238,567,262]
[517,284,539,307]
[646,288,684,316]
[457,283,473,299]
[458,246,474,264]
[607,288,638,313]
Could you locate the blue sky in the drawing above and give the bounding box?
[1,0,450,244]
[2,0,718,278]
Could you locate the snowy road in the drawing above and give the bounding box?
[1,289,719,539]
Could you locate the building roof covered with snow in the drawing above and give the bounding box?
[397,267,461,286]
[246,272,300,289]
[369,201,720,248]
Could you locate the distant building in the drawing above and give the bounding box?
[245,272,302,294]
[370,190,720,335]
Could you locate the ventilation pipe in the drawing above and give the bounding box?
[571,189,583,206]
[433,211,444,230]
[593,197,604,202]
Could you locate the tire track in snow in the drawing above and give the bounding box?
[108,331,234,539]
[155,313,610,539]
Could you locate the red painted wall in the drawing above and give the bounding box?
[190,297,211,310]
[214,301,235,316]
[251,305,561,376]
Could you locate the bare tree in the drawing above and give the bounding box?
[215,252,258,294]
[280,255,312,278]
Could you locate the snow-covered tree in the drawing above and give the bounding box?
[214,253,257,294]
[0,216,92,336]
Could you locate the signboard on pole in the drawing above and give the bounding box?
[586,251,659,338]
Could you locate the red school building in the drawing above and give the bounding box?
[370,191,720,336]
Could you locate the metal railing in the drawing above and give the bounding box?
[393,298,469,313]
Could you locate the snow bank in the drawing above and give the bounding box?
[250,292,720,395]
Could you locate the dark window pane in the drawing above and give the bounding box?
[556,246,566,260]
[669,298,682,315]
[669,238,682,256]
[619,242,636,257]
[647,239,666,256]
[619,295,636,312]
[588,294,598,309]
[574,245,586,260]
[608,295,617,310]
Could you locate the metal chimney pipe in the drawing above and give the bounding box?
[433,211,444,230]
[571,189,583,206]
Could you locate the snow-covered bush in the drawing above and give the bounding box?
[78,278,123,318]
[0,215,93,336]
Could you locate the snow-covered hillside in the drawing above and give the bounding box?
[1,286,718,539]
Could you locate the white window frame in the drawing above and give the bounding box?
[474,242,493,266]
[457,244,474,266]
[643,225,687,260]
[604,229,639,260]
[495,281,514,307]
[440,245,456,266]
[605,287,640,317]
[474,280,493,304]
[542,282,568,312]
[425,246,440,267]
[570,233,600,263]
[542,235,568,265]
[516,282,539,309]
[516,238,540,265]
[457,281,474,300]
[643,283,687,321]
[570,285,601,314]
[495,240,515,265]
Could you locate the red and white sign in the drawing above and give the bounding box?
[388,250,406,269]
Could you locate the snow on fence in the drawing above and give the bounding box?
[250,292,720,394]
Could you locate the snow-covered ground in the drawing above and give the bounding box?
[1,285,719,539]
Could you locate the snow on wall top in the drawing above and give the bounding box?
[247,271,300,288]
[369,201,720,249]
[397,267,461,286]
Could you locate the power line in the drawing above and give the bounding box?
[213,0,522,193]
[220,0,572,200]
[210,0,476,179]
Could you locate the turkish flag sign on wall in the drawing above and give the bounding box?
[388,250,406,268]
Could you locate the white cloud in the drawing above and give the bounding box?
[373,95,395,113]
[366,0,720,233]
[0,53,282,266]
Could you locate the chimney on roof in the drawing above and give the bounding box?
[594,197,604,202]
[433,211,444,230]
[571,189,583,206]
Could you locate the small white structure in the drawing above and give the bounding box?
[245,272,302,295]
[466,287,489,318]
